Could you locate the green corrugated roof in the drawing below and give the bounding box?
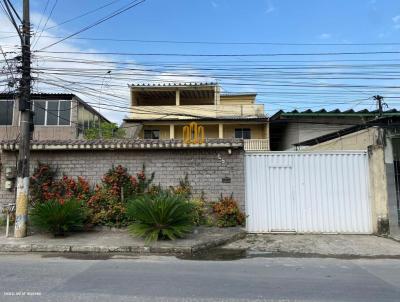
[271,108,400,119]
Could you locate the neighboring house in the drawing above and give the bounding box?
[269,109,400,151]
[0,93,110,140]
[122,83,269,151]
[293,116,400,239]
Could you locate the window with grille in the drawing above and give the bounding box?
[234,128,251,139]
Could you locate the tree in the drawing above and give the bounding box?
[84,123,126,139]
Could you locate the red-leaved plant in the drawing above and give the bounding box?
[86,164,155,227]
[30,162,90,205]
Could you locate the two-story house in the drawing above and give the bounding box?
[0,93,110,141]
[123,83,269,151]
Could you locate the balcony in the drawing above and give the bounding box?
[130,104,265,120]
[244,139,270,152]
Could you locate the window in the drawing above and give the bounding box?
[46,101,59,125]
[33,101,46,125]
[59,101,71,125]
[33,100,71,126]
[77,106,99,135]
[0,100,14,125]
[144,129,160,139]
[235,128,251,139]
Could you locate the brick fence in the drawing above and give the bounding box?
[0,147,245,209]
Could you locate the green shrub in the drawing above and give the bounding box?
[126,191,194,242]
[84,122,126,139]
[170,174,192,199]
[87,187,128,227]
[30,198,87,236]
[0,215,6,227]
[189,194,214,226]
[87,164,155,227]
[212,194,245,227]
[135,164,155,195]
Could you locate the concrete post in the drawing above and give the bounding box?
[218,124,224,139]
[265,123,270,150]
[175,90,180,106]
[368,145,389,234]
[169,124,175,139]
[214,85,221,105]
[384,135,400,239]
[14,0,31,238]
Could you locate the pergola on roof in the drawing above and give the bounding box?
[129,82,217,89]
[130,82,220,104]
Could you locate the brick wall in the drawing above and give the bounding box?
[0,148,245,210]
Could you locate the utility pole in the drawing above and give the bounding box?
[14,0,31,238]
[373,95,384,117]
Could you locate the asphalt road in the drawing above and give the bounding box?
[0,253,400,302]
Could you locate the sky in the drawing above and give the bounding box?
[1,0,400,122]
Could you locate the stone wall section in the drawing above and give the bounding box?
[0,148,245,209]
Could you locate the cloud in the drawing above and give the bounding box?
[318,33,331,39]
[393,15,400,29]
[265,0,275,14]
[0,11,214,124]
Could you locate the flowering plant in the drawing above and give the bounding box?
[30,162,57,205]
[170,174,192,199]
[212,194,245,227]
[86,164,155,227]
[30,163,90,205]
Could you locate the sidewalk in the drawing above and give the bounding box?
[0,227,245,255]
[223,234,400,258]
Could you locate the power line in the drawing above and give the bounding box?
[38,0,146,51]
[1,0,22,40]
[33,71,400,90]
[32,0,50,42]
[44,0,124,31]
[4,0,22,23]
[32,54,400,65]
[0,46,18,86]
[35,50,400,57]
[32,0,58,49]
[35,76,384,121]
[4,30,400,46]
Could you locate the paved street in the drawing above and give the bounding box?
[0,253,400,302]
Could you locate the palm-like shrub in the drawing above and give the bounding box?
[30,198,87,236]
[126,192,194,242]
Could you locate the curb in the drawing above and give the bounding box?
[245,251,400,260]
[0,230,246,255]
[191,230,246,253]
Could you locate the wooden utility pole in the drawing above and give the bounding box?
[14,0,31,238]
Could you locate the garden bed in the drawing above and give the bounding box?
[24,162,245,243]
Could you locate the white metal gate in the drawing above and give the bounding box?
[245,152,372,233]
